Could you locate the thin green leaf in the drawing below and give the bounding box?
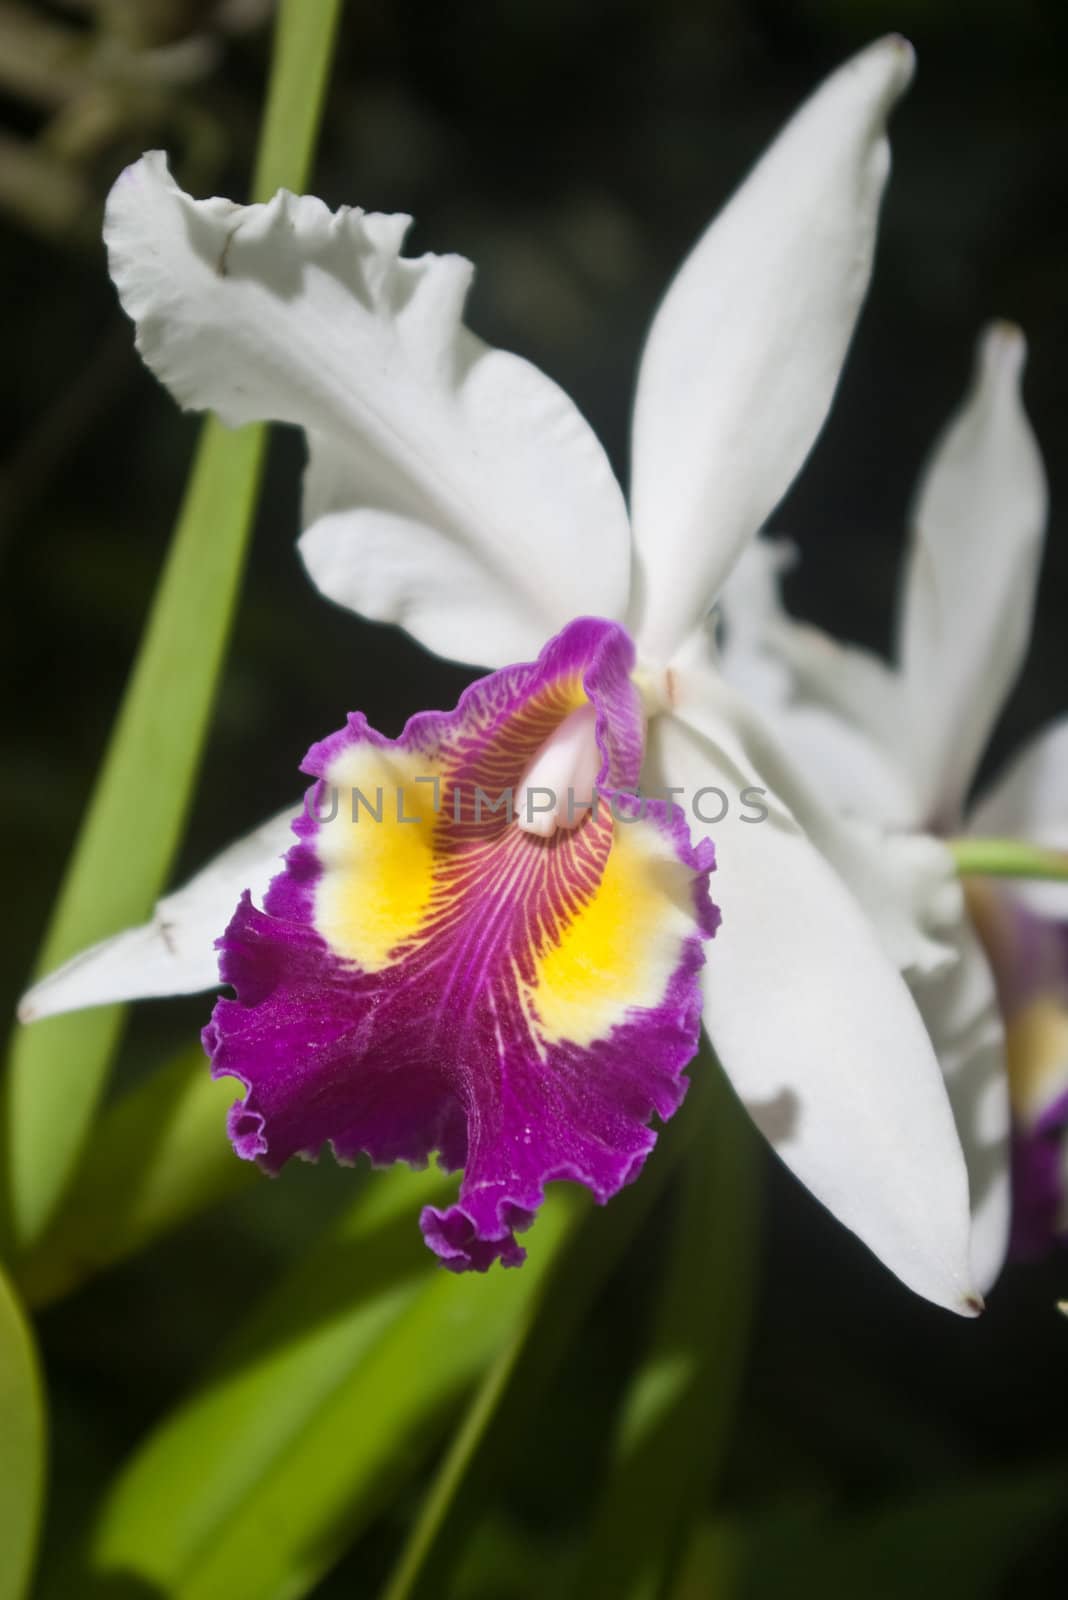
[573,1051,761,1600]
[17,1045,254,1308]
[252,0,345,204]
[3,420,262,1253]
[2,0,344,1252]
[85,1175,580,1600]
[0,1262,46,1600]
[380,1075,703,1600]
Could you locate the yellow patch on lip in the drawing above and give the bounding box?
[528,816,698,1049]
[314,745,442,971]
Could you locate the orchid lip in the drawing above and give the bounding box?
[204,616,719,1272]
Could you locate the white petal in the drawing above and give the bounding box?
[899,323,1049,824]
[716,537,799,706]
[105,153,631,670]
[18,808,298,1022]
[718,541,917,825]
[629,36,914,661]
[909,916,1010,1294]
[672,635,957,979]
[968,717,1068,919]
[759,705,916,828]
[648,707,979,1313]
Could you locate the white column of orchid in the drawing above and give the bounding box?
[19,38,985,1313]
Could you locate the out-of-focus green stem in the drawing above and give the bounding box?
[2,0,345,1254]
[949,837,1068,883]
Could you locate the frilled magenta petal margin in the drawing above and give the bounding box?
[205,618,718,1270]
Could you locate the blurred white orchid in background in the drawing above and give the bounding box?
[20,38,992,1312]
[718,321,1053,1291]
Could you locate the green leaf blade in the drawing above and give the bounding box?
[0,1262,47,1600]
[5,419,265,1252]
[17,1046,255,1308]
[380,1078,701,1600]
[574,1052,761,1600]
[3,0,344,1253]
[85,1177,578,1600]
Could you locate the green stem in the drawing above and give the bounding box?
[948,837,1068,882]
[2,0,345,1254]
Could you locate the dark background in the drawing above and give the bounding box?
[2,1,1067,1594]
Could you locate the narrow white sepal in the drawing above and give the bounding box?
[17,807,298,1022]
[899,323,1049,825]
[629,35,914,661]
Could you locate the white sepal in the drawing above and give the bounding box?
[629,36,914,661]
[18,807,298,1022]
[899,323,1048,825]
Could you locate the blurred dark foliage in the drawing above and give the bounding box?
[3,1,1068,1595]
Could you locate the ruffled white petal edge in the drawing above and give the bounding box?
[105,153,631,670]
[629,35,914,661]
[898,323,1049,825]
[18,807,298,1022]
[649,702,980,1313]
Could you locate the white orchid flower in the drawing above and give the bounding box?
[20,38,985,1311]
[719,320,1052,1292]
